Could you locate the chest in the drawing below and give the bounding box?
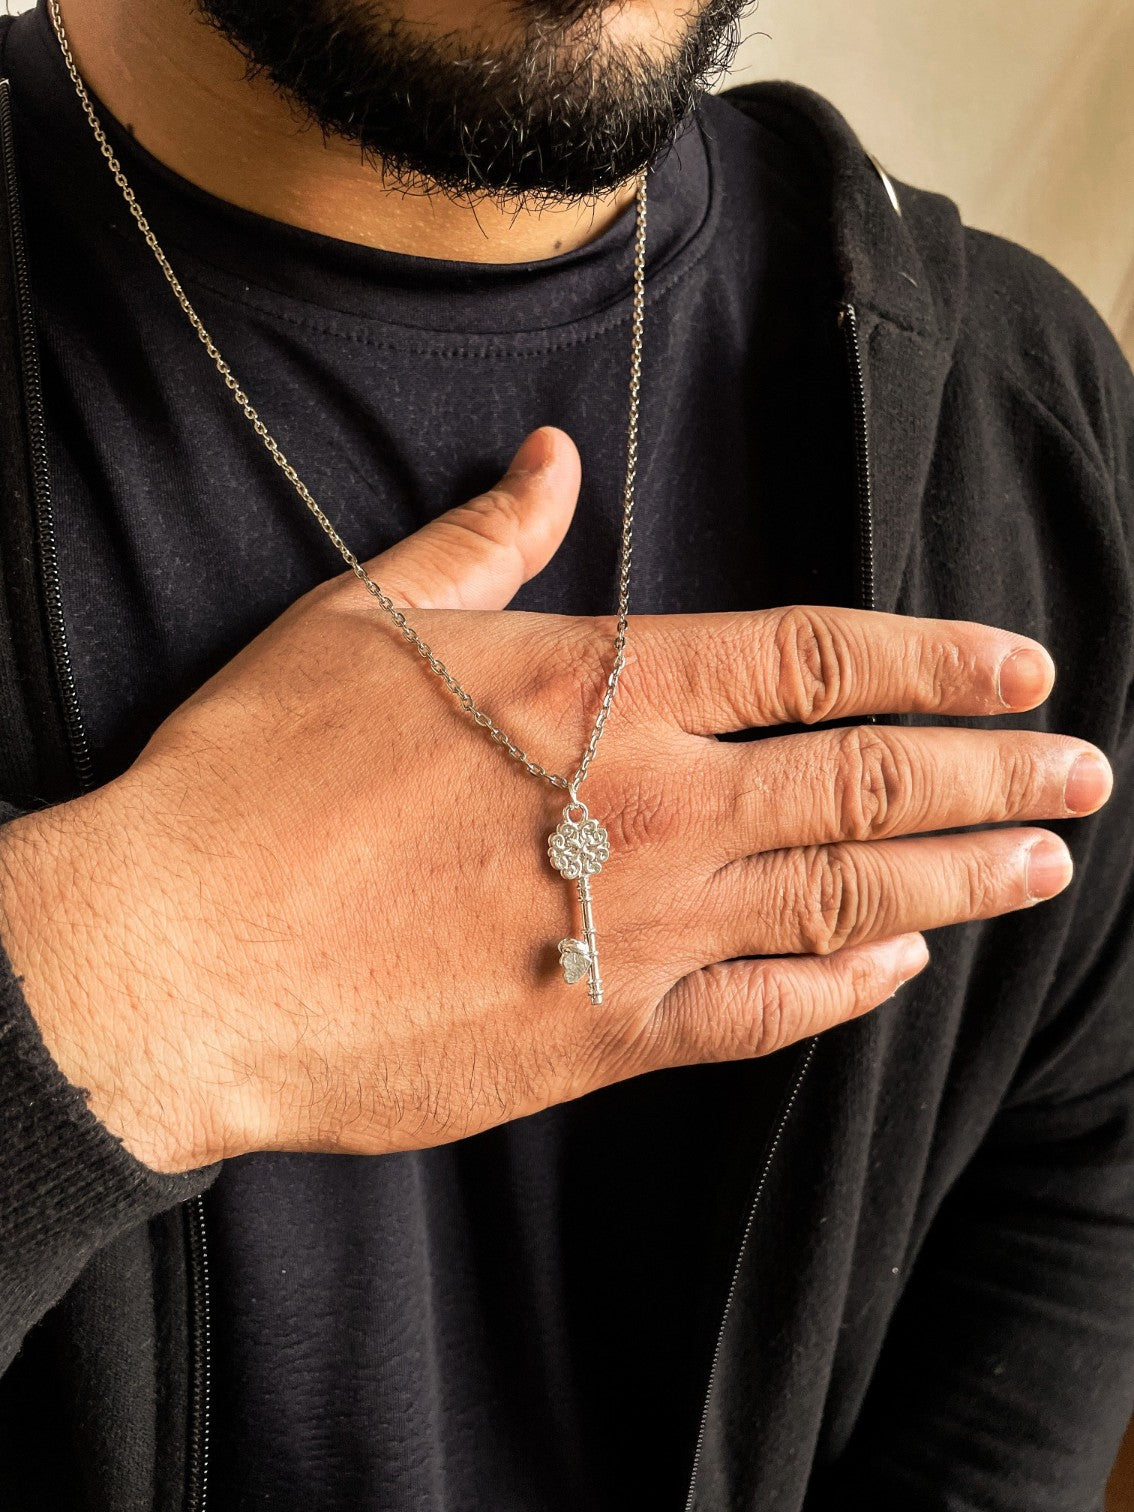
[26,210,852,783]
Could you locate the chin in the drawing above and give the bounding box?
[591,1,698,52]
[402,0,718,58]
[197,0,744,199]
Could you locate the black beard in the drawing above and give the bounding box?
[194,0,748,203]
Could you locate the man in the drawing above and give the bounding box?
[0,0,1130,1508]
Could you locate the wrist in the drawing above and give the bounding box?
[0,782,235,1172]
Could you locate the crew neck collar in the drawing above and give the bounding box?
[8,0,718,335]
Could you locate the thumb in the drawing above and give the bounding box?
[363,427,581,611]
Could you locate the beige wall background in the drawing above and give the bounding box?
[724,0,1134,360]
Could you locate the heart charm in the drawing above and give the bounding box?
[557,937,593,986]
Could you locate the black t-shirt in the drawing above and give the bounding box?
[6,3,856,1506]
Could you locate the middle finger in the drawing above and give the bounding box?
[699,723,1111,867]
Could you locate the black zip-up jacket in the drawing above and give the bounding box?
[1,43,1134,1512]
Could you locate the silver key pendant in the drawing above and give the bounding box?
[547,799,610,1004]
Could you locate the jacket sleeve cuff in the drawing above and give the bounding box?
[0,802,218,1360]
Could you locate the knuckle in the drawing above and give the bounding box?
[678,961,771,1060]
[458,484,527,544]
[637,630,697,723]
[797,843,875,954]
[743,965,800,1057]
[649,965,747,1066]
[925,638,973,707]
[832,725,908,841]
[687,961,802,1062]
[960,845,1007,917]
[918,634,969,708]
[995,741,1043,817]
[844,944,888,1008]
[532,616,643,729]
[593,999,663,1081]
[771,605,848,724]
[604,766,672,852]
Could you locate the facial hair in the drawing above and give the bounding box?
[195,0,749,202]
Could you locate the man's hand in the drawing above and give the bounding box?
[0,427,1113,1172]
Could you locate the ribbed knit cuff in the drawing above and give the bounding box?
[0,802,218,1358]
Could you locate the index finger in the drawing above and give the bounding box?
[636,604,1055,734]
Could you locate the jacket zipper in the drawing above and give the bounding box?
[682,1037,818,1511]
[683,299,877,1509]
[0,74,212,1512]
[837,301,877,616]
[0,78,93,791]
[185,1195,212,1512]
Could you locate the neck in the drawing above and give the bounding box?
[52,0,641,263]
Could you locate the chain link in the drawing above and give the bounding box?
[47,0,646,796]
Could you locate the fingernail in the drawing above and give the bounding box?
[506,427,555,477]
[1064,750,1113,814]
[1025,836,1074,900]
[997,646,1053,708]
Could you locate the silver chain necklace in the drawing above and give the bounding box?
[48,0,647,1004]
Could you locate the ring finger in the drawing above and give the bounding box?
[695,825,1072,963]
